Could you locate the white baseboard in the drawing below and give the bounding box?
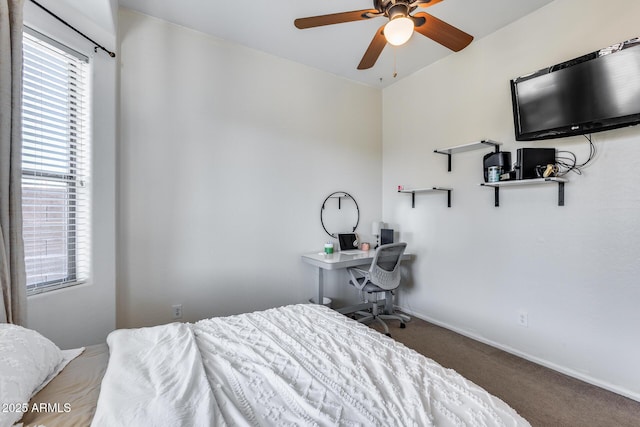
[397,305,640,404]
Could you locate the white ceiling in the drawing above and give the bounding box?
[117,0,555,88]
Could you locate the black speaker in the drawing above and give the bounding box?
[515,148,556,180]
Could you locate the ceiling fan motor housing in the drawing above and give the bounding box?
[375,0,419,18]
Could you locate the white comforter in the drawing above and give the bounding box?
[92,304,530,426]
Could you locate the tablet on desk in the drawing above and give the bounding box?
[337,233,358,251]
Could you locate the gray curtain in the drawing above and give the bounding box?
[0,0,26,325]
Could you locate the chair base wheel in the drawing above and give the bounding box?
[385,333,392,337]
[400,322,406,329]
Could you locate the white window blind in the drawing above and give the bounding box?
[21,29,91,295]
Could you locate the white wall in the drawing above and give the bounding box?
[117,10,382,328]
[24,0,117,349]
[383,0,640,400]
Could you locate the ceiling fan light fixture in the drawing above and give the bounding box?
[294,0,474,71]
[384,16,414,46]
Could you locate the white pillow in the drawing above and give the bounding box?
[0,324,63,427]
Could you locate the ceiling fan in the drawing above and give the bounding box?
[294,0,473,70]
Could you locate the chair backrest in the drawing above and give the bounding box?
[368,242,407,290]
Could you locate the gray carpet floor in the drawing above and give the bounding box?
[366,314,640,427]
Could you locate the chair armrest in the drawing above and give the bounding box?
[347,267,370,291]
[348,267,369,276]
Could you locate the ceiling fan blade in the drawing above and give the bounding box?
[358,26,387,70]
[412,12,473,52]
[416,0,444,8]
[294,9,379,29]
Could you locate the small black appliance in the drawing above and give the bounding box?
[483,151,512,182]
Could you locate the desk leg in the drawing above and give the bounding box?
[316,268,324,305]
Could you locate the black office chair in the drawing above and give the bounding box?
[347,242,410,336]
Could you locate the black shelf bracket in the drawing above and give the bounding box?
[558,182,565,206]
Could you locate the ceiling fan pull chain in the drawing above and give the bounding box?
[393,47,398,78]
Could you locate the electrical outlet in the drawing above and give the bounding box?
[518,311,528,327]
[172,304,183,320]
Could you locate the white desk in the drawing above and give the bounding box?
[301,250,413,313]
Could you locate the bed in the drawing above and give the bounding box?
[4,304,530,426]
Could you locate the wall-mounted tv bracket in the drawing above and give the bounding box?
[398,187,452,208]
[433,140,501,172]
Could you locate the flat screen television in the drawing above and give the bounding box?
[510,37,640,141]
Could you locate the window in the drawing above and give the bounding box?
[21,29,91,295]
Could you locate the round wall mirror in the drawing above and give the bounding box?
[320,191,360,238]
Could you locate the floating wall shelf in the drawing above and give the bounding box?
[480,177,568,207]
[398,187,452,208]
[434,140,501,172]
